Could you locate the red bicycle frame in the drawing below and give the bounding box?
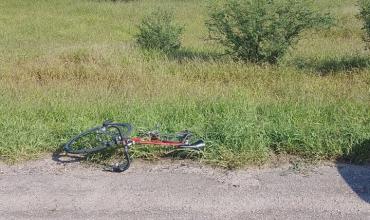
[131,137,186,146]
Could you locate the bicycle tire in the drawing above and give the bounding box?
[64,123,132,155]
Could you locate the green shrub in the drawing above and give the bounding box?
[206,0,333,64]
[136,9,183,52]
[359,0,370,46]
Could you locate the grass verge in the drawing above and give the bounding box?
[0,0,369,168]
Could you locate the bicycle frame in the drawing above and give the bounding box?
[131,137,188,146]
[127,137,205,149]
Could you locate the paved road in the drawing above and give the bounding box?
[0,158,369,219]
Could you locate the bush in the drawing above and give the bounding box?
[206,0,333,64]
[136,9,183,52]
[359,0,370,46]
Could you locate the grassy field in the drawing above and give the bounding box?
[0,0,369,167]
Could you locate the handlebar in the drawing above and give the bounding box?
[102,121,133,137]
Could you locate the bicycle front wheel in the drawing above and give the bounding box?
[64,125,123,154]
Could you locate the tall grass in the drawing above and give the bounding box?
[0,0,369,167]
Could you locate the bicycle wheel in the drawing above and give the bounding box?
[64,123,132,154]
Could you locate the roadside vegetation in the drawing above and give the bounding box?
[136,9,183,52]
[359,0,370,47]
[206,0,333,63]
[0,0,369,168]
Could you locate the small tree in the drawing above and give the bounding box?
[136,9,183,52]
[206,0,332,64]
[359,0,370,47]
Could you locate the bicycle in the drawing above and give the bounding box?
[63,121,205,172]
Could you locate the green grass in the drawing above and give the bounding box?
[0,0,369,168]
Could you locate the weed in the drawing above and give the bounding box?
[206,0,333,63]
[136,8,183,52]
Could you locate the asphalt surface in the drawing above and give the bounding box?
[0,158,369,219]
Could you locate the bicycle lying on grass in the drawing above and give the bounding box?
[63,121,205,172]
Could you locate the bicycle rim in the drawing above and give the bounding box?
[64,126,121,154]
